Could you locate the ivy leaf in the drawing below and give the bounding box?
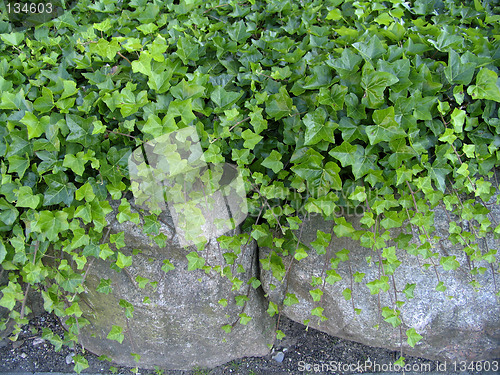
[75,183,96,202]
[440,255,460,271]
[7,154,29,179]
[267,301,279,317]
[303,107,334,146]
[467,68,500,102]
[361,68,399,108]
[33,87,54,113]
[366,106,406,145]
[382,307,401,328]
[74,203,92,224]
[43,173,76,206]
[73,355,89,374]
[309,288,323,302]
[266,86,293,119]
[20,112,48,140]
[170,79,205,101]
[110,232,126,250]
[311,230,331,255]
[210,86,242,110]
[294,246,308,261]
[221,325,232,333]
[353,35,386,61]
[406,328,423,348]
[117,199,140,224]
[0,32,25,46]
[119,299,134,318]
[186,251,205,270]
[291,149,324,181]
[0,281,23,310]
[63,154,86,176]
[161,259,175,273]
[333,217,355,238]
[34,210,69,242]
[329,142,357,167]
[327,48,363,77]
[177,36,200,64]
[16,186,40,209]
[261,150,284,173]
[342,288,352,301]
[325,269,342,284]
[143,215,160,235]
[116,252,132,268]
[444,50,476,85]
[228,20,251,43]
[238,313,252,325]
[0,240,6,264]
[366,276,390,294]
[241,129,263,149]
[311,306,324,318]
[380,211,404,229]
[283,293,299,306]
[403,283,416,300]
[107,325,124,344]
[96,278,113,294]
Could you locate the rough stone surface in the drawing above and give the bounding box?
[260,194,500,363]
[76,198,275,370]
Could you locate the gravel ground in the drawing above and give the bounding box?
[1,312,497,375]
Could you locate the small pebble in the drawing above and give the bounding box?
[272,351,285,363]
[20,353,27,359]
[65,353,75,365]
[12,340,24,349]
[32,338,45,346]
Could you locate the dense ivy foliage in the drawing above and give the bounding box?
[1,0,500,371]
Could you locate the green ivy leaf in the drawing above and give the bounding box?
[16,186,40,209]
[406,328,423,348]
[361,67,399,108]
[73,355,89,374]
[107,325,124,344]
[342,288,352,301]
[444,50,476,85]
[239,313,252,325]
[366,106,406,145]
[116,252,132,268]
[241,129,263,149]
[186,251,205,271]
[366,276,390,295]
[96,278,113,294]
[261,150,284,174]
[403,283,416,299]
[0,281,23,310]
[34,210,69,242]
[440,255,460,271]
[43,173,76,206]
[467,68,500,102]
[266,86,293,119]
[210,86,242,110]
[283,293,299,306]
[63,154,86,176]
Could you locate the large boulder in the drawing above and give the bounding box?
[260,195,500,362]
[76,198,275,370]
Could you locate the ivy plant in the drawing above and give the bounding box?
[0,0,499,372]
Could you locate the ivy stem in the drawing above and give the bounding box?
[441,116,498,226]
[210,116,251,144]
[405,181,441,283]
[106,129,140,141]
[117,51,132,66]
[20,241,39,320]
[391,274,404,361]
